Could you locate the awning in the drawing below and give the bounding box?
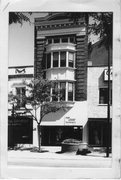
[41,101,88,126]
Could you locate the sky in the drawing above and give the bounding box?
[8,13,48,67]
[8,13,99,67]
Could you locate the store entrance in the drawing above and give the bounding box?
[88,120,111,147]
[41,126,82,146]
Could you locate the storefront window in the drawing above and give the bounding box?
[60,51,66,67]
[53,52,59,67]
[68,82,73,101]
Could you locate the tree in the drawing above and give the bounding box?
[8,77,65,151]
[9,12,31,25]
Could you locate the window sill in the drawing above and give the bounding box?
[44,67,76,71]
[98,104,112,106]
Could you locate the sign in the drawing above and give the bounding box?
[64,117,76,125]
[104,68,112,81]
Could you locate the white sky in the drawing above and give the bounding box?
[8,13,99,67]
[8,13,48,67]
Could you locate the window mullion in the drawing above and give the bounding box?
[58,82,60,102]
[50,87,52,102]
[51,52,53,68]
[66,82,68,101]
[59,51,60,68]
[74,53,75,68]
[66,51,68,67]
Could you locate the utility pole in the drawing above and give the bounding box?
[12,104,15,149]
[106,45,111,157]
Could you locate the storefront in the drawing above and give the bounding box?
[39,101,88,146]
[41,126,82,146]
[88,119,112,147]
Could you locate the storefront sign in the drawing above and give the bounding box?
[104,68,112,81]
[64,117,76,125]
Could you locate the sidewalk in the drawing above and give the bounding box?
[8,146,112,168]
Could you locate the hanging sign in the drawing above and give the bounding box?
[104,68,113,81]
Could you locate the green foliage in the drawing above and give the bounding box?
[9,12,31,25]
[8,77,65,124]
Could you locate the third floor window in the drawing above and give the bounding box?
[46,51,75,69]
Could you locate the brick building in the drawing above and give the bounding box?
[34,12,89,145]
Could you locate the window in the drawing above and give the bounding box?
[62,37,68,43]
[44,51,75,69]
[68,52,74,67]
[70,37,75,43]
[68,83,73,101]
[53,52,59,67]
[99,88,112,104]
[16,87,26,107]
[60,51,66,67]
[47,53,51,68]
[60,82,66,101]
[48,39,52,44]
[54,38,60,43]
[52,83,58,101]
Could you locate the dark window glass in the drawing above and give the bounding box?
[54,38,60,43]
[62,37,68,43]
[53,52,59,67]
[70,37,75,43]
[48,39,52,44]
[60,82,66,101]
[16,87,26,107]
[60,51,66,67]
[47,53,51,68]
[68,83,73,101]
[99,88,112,104]
[68,52,74,67]
[52,83,58,101]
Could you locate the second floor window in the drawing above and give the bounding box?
[16,87,26,107]
[68,82,73,101]
[60,82,66,101]
[99,88,112,104]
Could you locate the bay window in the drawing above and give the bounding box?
[68,52,74,67]
[51,82,74,102]
[60,82,66,101]
[68,82,73,101]
[53,52,59,67]
[46,51,75,69]
[47,53,51,69]
[60,51,66,67]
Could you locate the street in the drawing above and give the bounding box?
[8,146,112,168]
